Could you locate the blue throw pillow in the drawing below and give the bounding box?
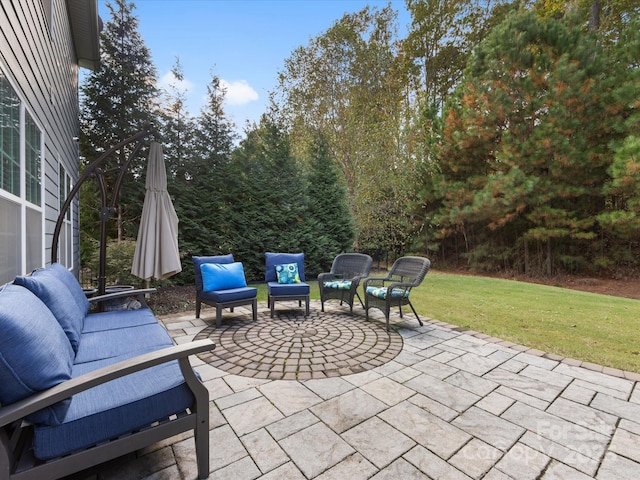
[201,262,247,292]
[0,284,73,425]
[14,271,85,353]
[275,263,301,284]
[45,263,90,316]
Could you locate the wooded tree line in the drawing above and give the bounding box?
[79,0,639,286]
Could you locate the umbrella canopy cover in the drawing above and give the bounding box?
[131,142,182,280]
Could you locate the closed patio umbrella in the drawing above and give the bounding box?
[131,142,182,281]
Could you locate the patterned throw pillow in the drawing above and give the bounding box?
[323,280,352,290]
[275,263,301,284]
[366,286,410,299]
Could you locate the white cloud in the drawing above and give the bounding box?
[219,79,259,105]
[159,71,195,94]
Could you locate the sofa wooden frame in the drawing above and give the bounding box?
[0,338,214,480]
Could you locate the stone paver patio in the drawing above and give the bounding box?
[68,300,640,479]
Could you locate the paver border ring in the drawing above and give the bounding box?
[194,306,403,380]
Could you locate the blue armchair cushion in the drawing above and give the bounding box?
[201,261,247,292]
[323,280,352,290]
[268,282,310,296]
[199,286,257,303]
[366,286,410,299]
[14,270,85,353]
[193,254,234,292]
[276,263,301,284]
[0,284,73,425]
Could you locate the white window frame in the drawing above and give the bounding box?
[0,65,45,282]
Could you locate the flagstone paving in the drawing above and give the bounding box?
[68,300,640,479]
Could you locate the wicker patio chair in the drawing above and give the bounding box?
[364,256,431,331]
[318,253,373,313]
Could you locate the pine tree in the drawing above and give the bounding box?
[79,0,159,249]
[227,114,308,280]
[431,10,622,274]
[177,73,238,282]
[305,132,356,274]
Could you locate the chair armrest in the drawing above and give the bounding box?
[89,288,157,304]
[384,282,414,293]
[363,277,389,289]
[318,272,343,282]
[0,339,215,428]
[90,288,156,309]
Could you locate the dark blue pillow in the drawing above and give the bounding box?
[0,284,73,425]
[14,271,85,353]
[201,262,247,291]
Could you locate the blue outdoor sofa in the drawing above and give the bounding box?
[0,263,214,480]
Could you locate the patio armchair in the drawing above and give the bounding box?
[193,254,257,327]
[265,252,310,317]
[318,253,373,313]
[364,256,431,331]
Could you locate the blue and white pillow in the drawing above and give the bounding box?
[275,263,301,284]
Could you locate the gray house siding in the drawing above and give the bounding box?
[0,0,99,283]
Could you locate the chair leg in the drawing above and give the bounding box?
[385,302,391,331]
[216,306,223,328]
[408,300,423,326]
[355,291,364,309]
[365,300,371,321]
[252,298,257,322]
[305,296,310,316]
[195,299,201,319]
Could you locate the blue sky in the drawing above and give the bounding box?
[98,0,410,135]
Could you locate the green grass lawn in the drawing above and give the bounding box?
[411,271,640,373]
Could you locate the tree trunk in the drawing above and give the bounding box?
[589,1,601,31]
[546,239,552,277]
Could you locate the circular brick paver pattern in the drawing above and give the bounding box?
[194,306,403,380]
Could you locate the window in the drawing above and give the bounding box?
[58,164,72,268]
[0,69,43,283]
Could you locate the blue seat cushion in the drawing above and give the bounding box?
[323,280,352,290]
[82,308,160,333]
[0,284,74,425]
[366,286,410,299]
[14,270,85,353]
[199,286,257,304]
[268,281,310,297]
[32,347,194,460]
[74,323,174,364]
